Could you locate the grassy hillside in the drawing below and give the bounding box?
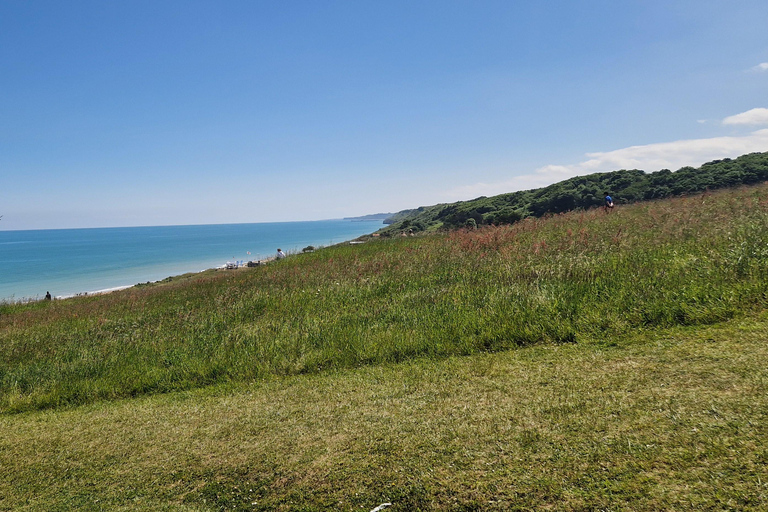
[2,184,768,414]
[377,151,768,235]
[2,184,768,510]
[2,309,767,510]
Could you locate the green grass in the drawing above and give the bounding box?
[2,185,768,413]
[2,184,768,509]
[1,315,766,510]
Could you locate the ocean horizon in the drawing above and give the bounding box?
[0,219,383,302]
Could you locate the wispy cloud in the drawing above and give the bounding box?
[722,107,768,126]
[443,129,768,200]
[751,62,768,72]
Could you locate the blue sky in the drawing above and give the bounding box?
[2,0,767,230]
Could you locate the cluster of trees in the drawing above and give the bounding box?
[379,151,768,235]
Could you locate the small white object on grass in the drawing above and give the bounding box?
[370,503,392,512]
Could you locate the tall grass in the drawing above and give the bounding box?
[2,185,768,413]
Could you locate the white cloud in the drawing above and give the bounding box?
[751,62,768,72]
[442,129,768,200]
[722,107,768,126]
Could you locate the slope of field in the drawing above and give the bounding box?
[2,185,768,510]
[2,184,768,413]
[1,316,766,510]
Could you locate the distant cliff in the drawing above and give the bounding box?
[344,213,394,222]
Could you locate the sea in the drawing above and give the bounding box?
[0,219,383,302]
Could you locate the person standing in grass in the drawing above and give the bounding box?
[604,194,614,213]
[276,248,286,260]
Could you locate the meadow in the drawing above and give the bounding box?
[2,185,767,413]
[1,184,768,510]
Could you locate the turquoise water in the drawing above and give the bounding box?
[0,220,382,301]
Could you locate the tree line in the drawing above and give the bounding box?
[379,151,768,234]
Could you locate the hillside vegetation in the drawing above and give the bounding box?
[1,183,767,414]
[2,184,768,510]
[378,151,768,234]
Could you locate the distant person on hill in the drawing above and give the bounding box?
[276,248,286,260]
[44,291,52,300]
[604,194,614,213]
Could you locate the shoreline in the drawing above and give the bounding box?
[26,256,284,303]
[1,219,379,304]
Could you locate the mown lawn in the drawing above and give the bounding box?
[1,315,766,510]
